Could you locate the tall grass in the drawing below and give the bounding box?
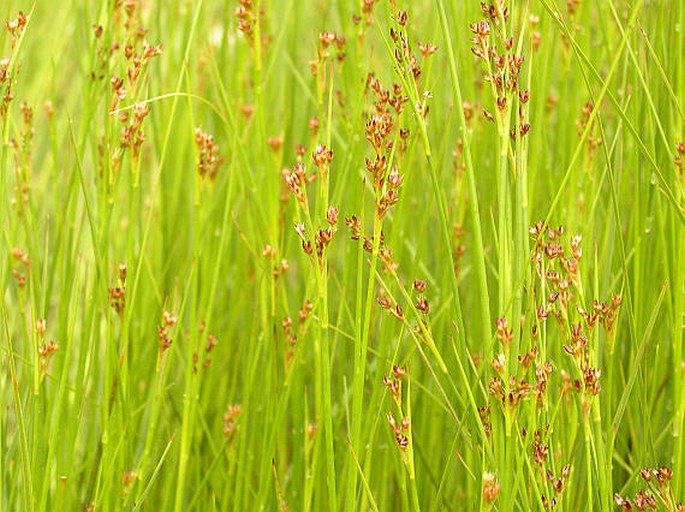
[0,0,684,510]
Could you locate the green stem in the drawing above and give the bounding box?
[435,0,492,356]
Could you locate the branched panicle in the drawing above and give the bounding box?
[675,141,685,173]
[615,465,684,511]
[195,128,224,181]
[1,12,29,117]
[469,2,532,138]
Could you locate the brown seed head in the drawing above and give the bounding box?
[413,279,426,293]
[312,144,333,167]
[326,206,339,226]
[392,364,406,380]
[162,310,177,327]
[415,296,429,314]
[482,473,500,503]
[267,136,283,151]
[418,42,438,57]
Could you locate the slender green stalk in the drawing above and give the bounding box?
[1,1,684,510]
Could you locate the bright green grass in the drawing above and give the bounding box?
[1,0,684,510]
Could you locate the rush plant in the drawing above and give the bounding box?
[0,0,684,511]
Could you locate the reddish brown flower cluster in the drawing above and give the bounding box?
[545,464,572,501]
[533,360,553,407]
[111,76,127,111]
[491,352,506,377]
[563,322,587,359]
[615,465,684,511]
[582,366,601,396]
[517,344,537,370]
[312,144,333,179]
[515,345,553,407]
[576,295,621,335]
[615,491,656,511]
[469,20,492,62]
[676,141,685,172]
[576,101,603,159]
[6,10,27,47]
[7,102,34,180]
[566,0,583,18]
[1,12,28,117]
[285,146,329,197]
[413,279,430,315]
[281,300,313,364]
[524,427,571,508]
[35,319,47,337]
[383,374,400,401]
[106,27,163,103]
[387,9,435,119]
[307,117,320,138]
[298,299,314,324]
[494,344,550,410]
[556,321,602,402]
[284,162,312,206]
[488,373,530,410]
[531,428,549,467]
[285,144,338,264]
[384,364,411,451]
[128,39,164,86]
[478,405,492,437]
[192,322,219,371]
[412,279,426,293]
[234,0,255,41]
[365,82,398,142]
[267,135,283,152]
[470,3,530,134]
[262,244,288,279]
[37,320,59,379]
[157,310,177,353]
[495,315,514,348]
[316,212,337,256]
[530,222,583,323]
[482,472,501,504]
[365,75,406,219]
[119,102,150,159]
[386,412,409,450]
[205,333,219,361]
[389,13,422,81]
[309,32,346,76]
[377,289,404,321]
[89,5,162,176]
[489,314,536,410]
[383,364,407,402]
[11,247,30,288]
[530,222,620,407]
[514,88,531,138]
[490,313,555,415]
[108,263,127,316]
[344,75,408,277]
[377,246,398,275]
[351,0,380,31]
[37,341,59,371]
[0,57,13,117]
[529,15,542,50]
[418,42,438,58]
[121,470,137,492]
[195,128,224,181]
[342,215,365,243]
[223,404,242,438]
[282,316,296,347]
[292,207,338,263]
